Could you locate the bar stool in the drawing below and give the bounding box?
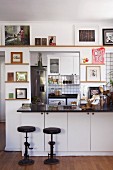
[43,127,61,165]
[17,126,36,166]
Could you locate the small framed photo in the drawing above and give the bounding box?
[75,26,99,45]
[86,66,101,82]
[9,93,14,99]
[48,36,56,46]
[11,52,23,64]
[7,72,14,81]
[102,29,113,45]
[15,88,27,99]
[35,38,41,45]
[42,38,47,46]
[88,87,101,98]
[16,72,27,82]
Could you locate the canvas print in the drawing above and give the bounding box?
[5,25,30,45]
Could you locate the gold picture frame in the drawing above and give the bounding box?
[16,72,27,82]
[11,52,23,64]
[86,66,101,82]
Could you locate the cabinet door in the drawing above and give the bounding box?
[47,56,60,75]
[68,112,90,151]
[60,56,73,75]
[45,112,67,152]
[21,113,44,152]
[91,112,113,151]
[73,56,80,75]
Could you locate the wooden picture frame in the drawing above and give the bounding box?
[7,72,14,81]
[48,36,56,46]
[11,52,23,64]
[15,88,27,99]
[102,29,113,45]
[75,26,99,45]
[86,66,101,82]
[16,72,27,82]
[42,38,47,46]
[35,38,41,45]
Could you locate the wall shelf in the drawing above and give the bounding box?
[80,63,105,65]
[5,63,29,65]
[5,99,30,100]
[80,81,106,83]
[5,81,29,83]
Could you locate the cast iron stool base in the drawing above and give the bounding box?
[44,158,59,165]
[18,158,34,166]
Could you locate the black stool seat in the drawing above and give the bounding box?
[17,125,36,166]
[43,127,61,134]
[17,126,36,133]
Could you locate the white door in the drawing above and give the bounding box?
[21,113,44,152]
[73,55,80,75]
[68,112,90,151]
[60,56,73,75]
[91,112,113,151]
[45,112,67,152]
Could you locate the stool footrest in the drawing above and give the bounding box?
[48,141,55,145]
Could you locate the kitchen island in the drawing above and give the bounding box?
[16,104,113,156]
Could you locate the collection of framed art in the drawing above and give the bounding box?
[4,25,113,46]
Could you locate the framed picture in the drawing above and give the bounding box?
[8,93,14,99]
[7,72,14,81]
[5,25,30,45]
[86,66,101,82]
[35,38,41,45]
[48,36,56,46]
[102,29,113,45]
[75,26,99,45]
[88,87,101,98]
[16,72,27,82]
[42,38,47,46]
[11,52,23,64]
[92,47,105,64]
[15,88,27,99]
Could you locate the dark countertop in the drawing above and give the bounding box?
[17,104,113,112]
[48,94,78,98]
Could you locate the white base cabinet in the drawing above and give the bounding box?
[45,112,68,152]
[68,112,90,151]
[91,112,113,151]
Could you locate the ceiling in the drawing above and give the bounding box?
[0,0,113,22]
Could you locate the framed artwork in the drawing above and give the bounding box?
[86,66,101,82]
[48,36,56,46]
[7,72,14,81]
[15,88,27,99]
[5,25,30,45]
[16,72,27,82]
[8,93,14,99]
[92,47,105,64]
[88,87,101,98]
[11,52,23,64]
[102,29,113,45]
[75,26,99,45]
[35,38,41,45]
[42,38,47,46]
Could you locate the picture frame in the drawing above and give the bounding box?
[88,87,101,98]
[48,36,56,46]
[42,38,47,46]
[86,66,101,82]
[75,26,99,45]
[8,93,14,99]
[15,88,27,99]
[102,29,113,45]
[92,47,105,64]
[35,38,41,45]
[7,72,14,81]
[11,52,23,64]
[5,25,30,45]
[16,72,27,82]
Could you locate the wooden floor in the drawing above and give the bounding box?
[1,123,113,170]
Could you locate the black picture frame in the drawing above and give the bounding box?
[35,38,41,45]
[102,29,113,45]
[15,88,27,99]
[88,87,101,99]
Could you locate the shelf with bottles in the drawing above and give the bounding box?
[48,75,80,86]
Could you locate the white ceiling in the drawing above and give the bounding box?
[0,0,113,22]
